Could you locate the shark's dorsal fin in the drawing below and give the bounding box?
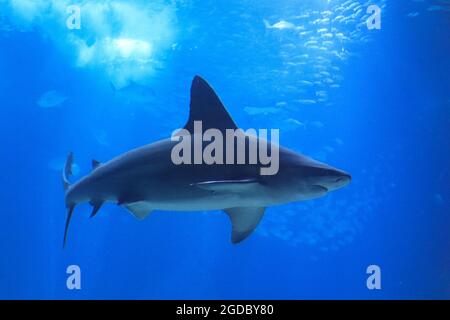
[183,76,237,133]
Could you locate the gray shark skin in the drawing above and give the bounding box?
[62,76,351,247]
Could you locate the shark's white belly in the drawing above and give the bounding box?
[137,192,272,211]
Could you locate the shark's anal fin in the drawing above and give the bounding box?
[183,76,237,133]
[225,207,265,244]
[193,179,258,193]
[123,201,153,220]
[89,200,104,218]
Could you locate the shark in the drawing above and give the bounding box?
[62,76,351,247]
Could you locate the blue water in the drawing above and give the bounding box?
[0,0,449,299]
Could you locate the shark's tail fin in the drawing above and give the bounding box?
[62,152,75,248]
[62,152,74,191]
[63,204,75,248]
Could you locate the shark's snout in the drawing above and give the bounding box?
[335,174,351,185]
[333,173,351,189]
[316,168,351,191]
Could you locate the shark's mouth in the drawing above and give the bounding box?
[312,185,328,193]
[336,176,350,184]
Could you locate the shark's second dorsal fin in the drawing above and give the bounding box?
[183,76,237,133]
[92,159,101,170]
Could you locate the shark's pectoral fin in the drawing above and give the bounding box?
[225,207,265,244]
[194,179,259,193]
[123,201,153,220]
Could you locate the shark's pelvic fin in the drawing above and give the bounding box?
[183,76,237,133]
[89,200,104,218]
[194,179,258,193]
[225,207,265,244]
[62,152,74,190]
[92,159,101,170]
[63,204,75,248]
[124,201,153,220]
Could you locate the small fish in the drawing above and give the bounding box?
[309,121,324,129]
[263,19,296,30]
[407,12,420,18]
[299,31,312,36]
[299,80,314,86]
[321,33,334,38]
[434,194,445,206]
[244,106,280,116]
[110,81,156,105]
[93,129,110,146]
[305,40,319,47]
[284,118,305,130]
[324,146,335,153]
[37,90,68,108]
[48,157,80,176]
[295,99,317,105]
[316,91,328,98]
